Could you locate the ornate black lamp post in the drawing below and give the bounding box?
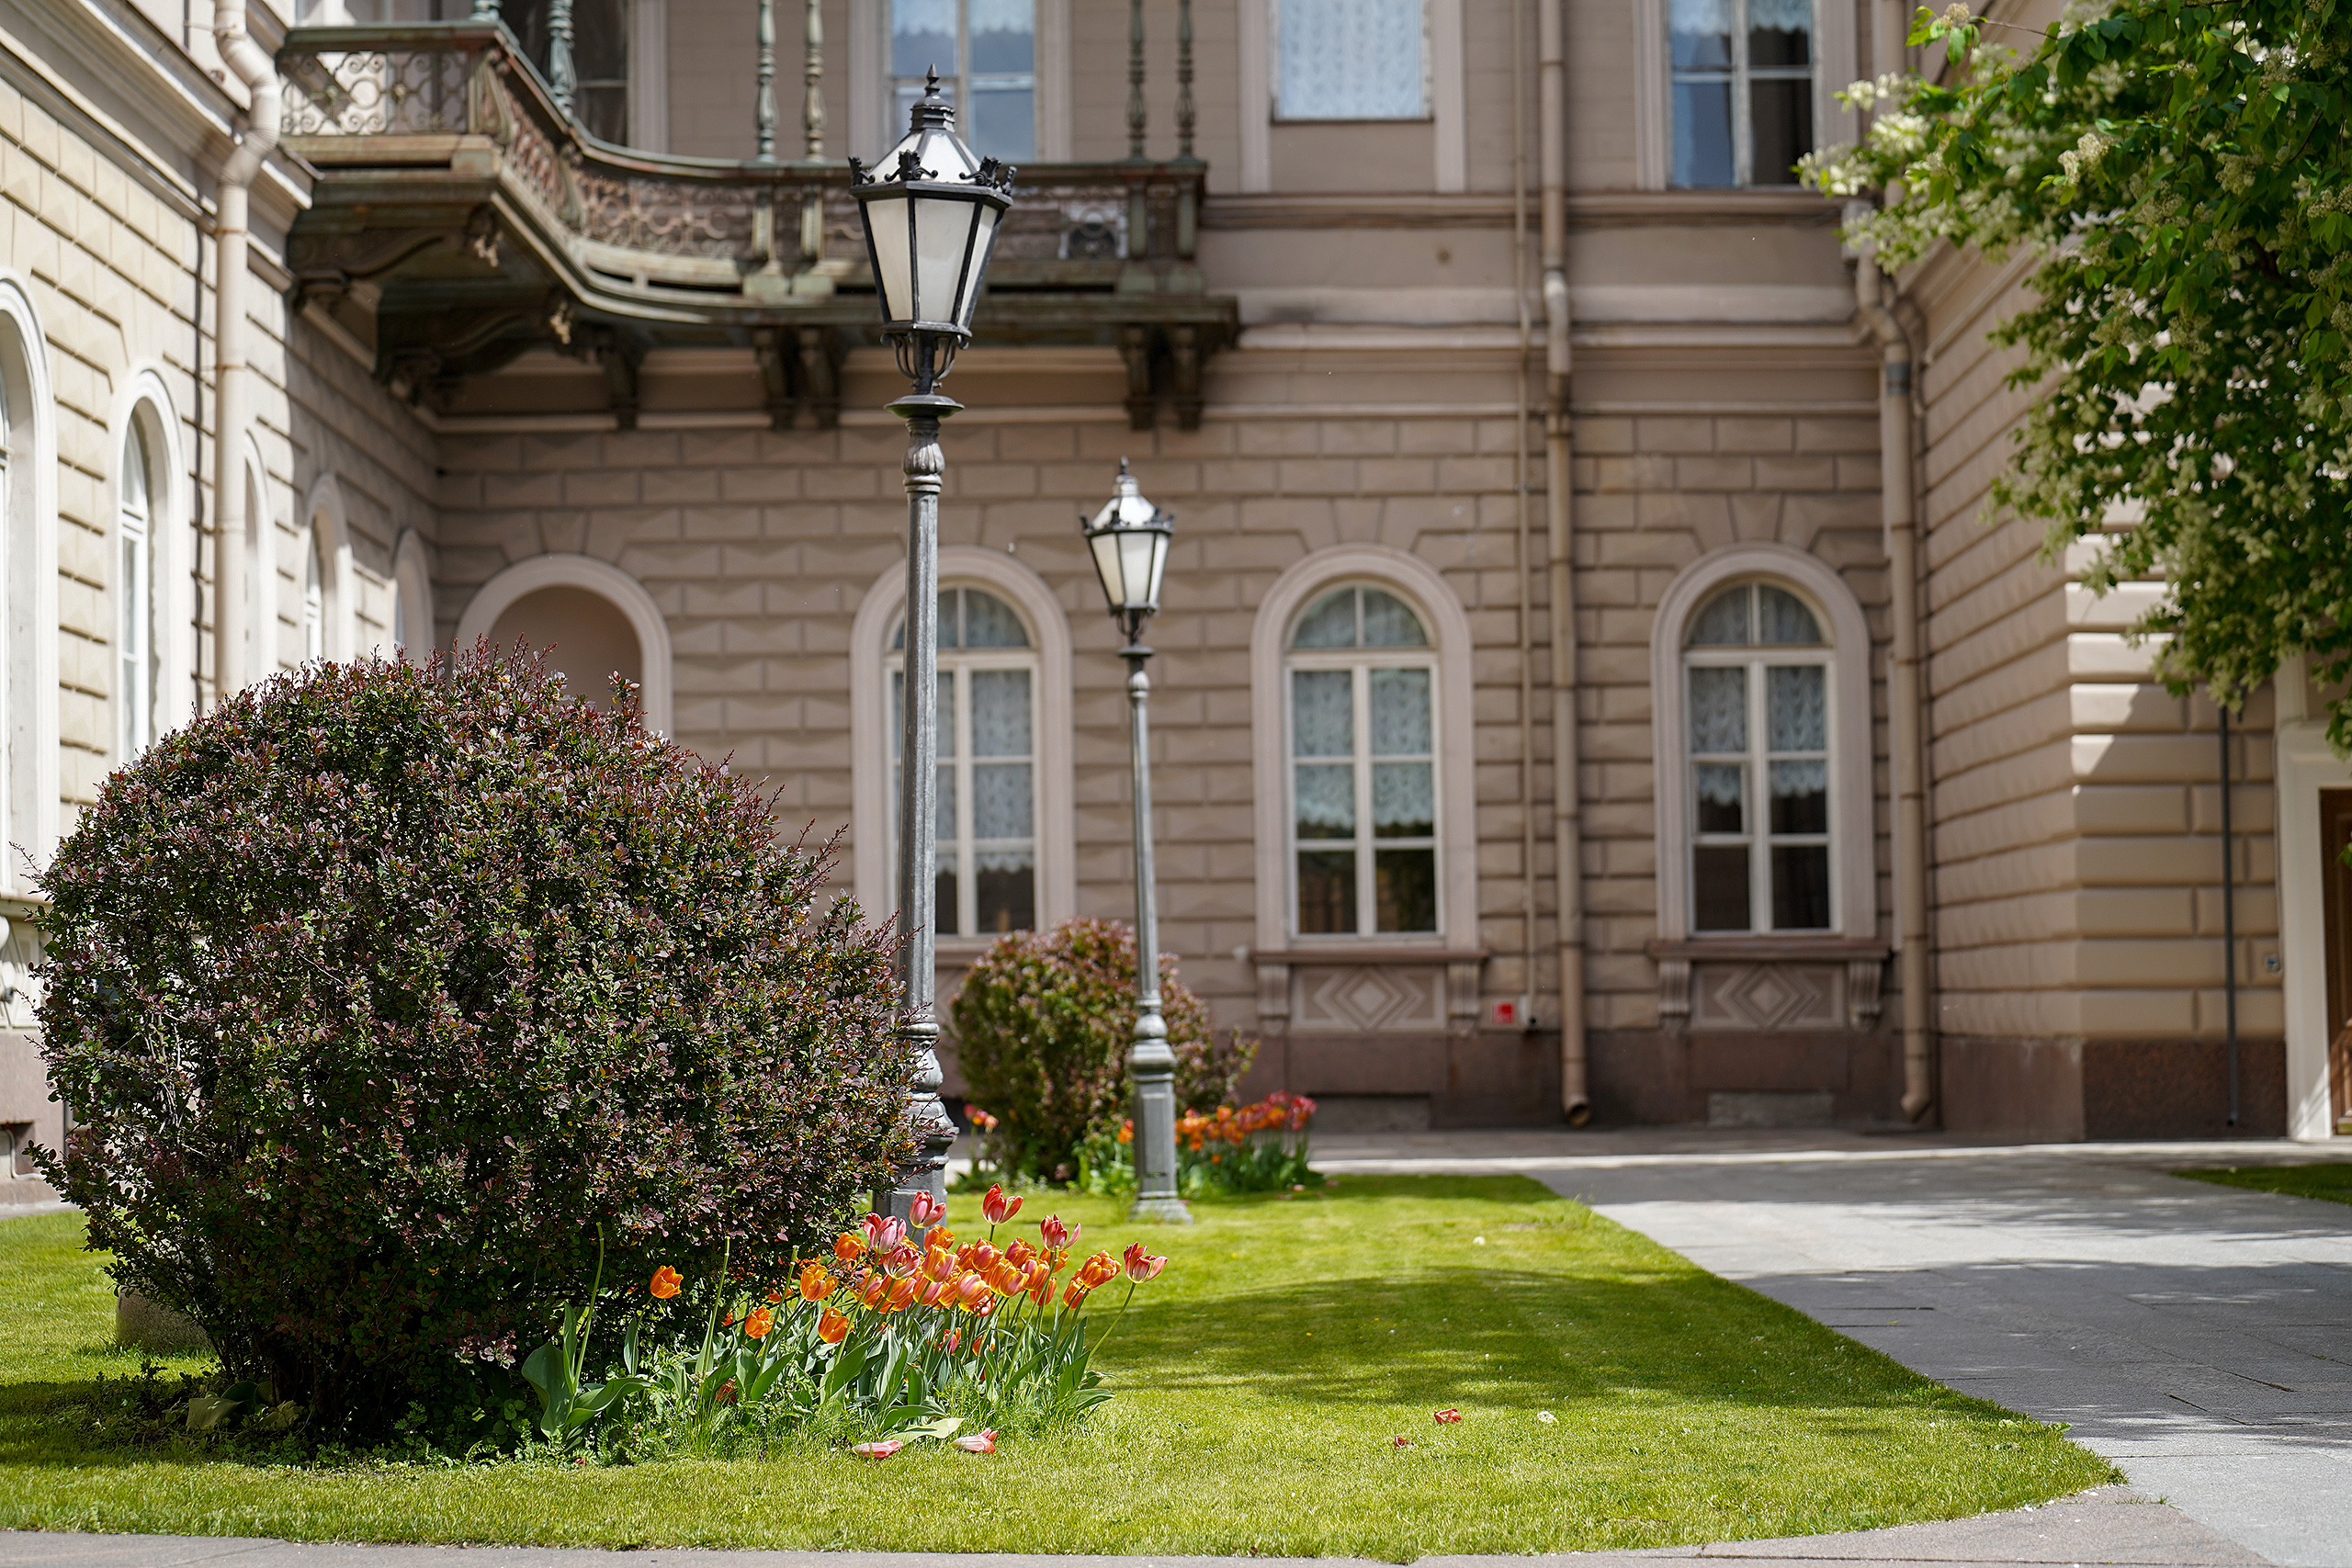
[853,73,1015,1224]
[1082,460,1189,1224]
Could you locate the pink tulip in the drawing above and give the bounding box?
[956,1272,989,1304]
[982,1184,1021,1225]
[1040,1214,1072,1250]
[919,1278,948,1307]
[909,1190,945,1228]
[883,1242,922,1279]
[863,1213,906,1253]
[1122,1244,1168,1282]
[852,1439,905,1460]
[954,1428,998,1454]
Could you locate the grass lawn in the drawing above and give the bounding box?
[2177,1161,2352,1206]
[0,1175,2109,1558]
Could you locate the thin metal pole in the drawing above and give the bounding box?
[1126,0,1147,160]
[1125,640,1190,1223]
[2221,704,2240,1127]
[882,378,963,1227]
[1176,0,1194,160]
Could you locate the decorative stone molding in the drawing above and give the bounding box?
[1250,946,1488,1038]
[1648,938,1891,1032]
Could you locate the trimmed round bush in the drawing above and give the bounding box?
[34,649,913,1436]
[951,917,1254,1181]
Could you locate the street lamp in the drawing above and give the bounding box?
[1082,460,1189,1224]
[853,70,1015,1227]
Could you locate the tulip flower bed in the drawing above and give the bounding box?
[0,1176,2110,1557]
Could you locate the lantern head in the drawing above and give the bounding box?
[1083,459,1174,643]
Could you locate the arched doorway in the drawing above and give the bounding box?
[487,584,643,713]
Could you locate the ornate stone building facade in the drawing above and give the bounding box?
[0,0,2314,1201]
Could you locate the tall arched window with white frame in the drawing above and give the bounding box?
[1683,580,1834,932]
[117,420,157,759]
[1285,583,1440,937]
[301,525,326,661]
[888,585,1038,938]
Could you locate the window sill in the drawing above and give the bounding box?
[1251,944,1487,965]
[1647,936,1889,963]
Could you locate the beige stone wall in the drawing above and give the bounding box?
[1913,249,2281,1051]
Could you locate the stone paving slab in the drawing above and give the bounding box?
[1316,1132,2351,1568]
[0,1487,2267,1568]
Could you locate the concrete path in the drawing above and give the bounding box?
[0,1484,2267,1568]
[1319,1131,2352,1568]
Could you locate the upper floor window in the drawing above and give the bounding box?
[889,0,1035,164]
[1274,0,1427,120]
[117,421,157,758]
[890,586,1037,938]
[1684,581,1832,932]
[507,0,631,144]
[1670,0,1812,186]
[1287,584,1437,937]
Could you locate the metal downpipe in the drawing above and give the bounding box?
[211,2,280,699]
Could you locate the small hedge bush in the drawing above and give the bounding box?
[34,648,913,1438]
[951,918,1253,1181]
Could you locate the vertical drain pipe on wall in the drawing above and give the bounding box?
[2220,705,2240,1126]
[211,2,280,698]
[1539,0,1589,1124]
[1510,0,1543,1055]
[1854,255,1933,1123]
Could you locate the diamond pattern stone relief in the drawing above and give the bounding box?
[1691,963,1844,1031]
[1292,964,1444,1032]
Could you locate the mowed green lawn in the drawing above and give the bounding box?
[0,1176,2109,1558]
[2177,1160,2352,1206]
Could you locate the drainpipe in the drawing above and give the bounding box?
[1539,0,1588,1124]
[211,0,279,697]
[1855,255,1933,1123]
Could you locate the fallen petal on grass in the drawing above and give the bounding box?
[1537,1411,1558,1425]
[1434,1408,1463,1424]
[953,1430,998,1454]
[851,1440,905,1460]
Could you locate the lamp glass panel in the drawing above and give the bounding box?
[910,196,968,327]
[865,189,912,322]
[1116,529,1160,612]
[955,202,1003,331]
[1088,528,1126,608]
[1141,528,1169,607]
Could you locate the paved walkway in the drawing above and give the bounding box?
[0,1485,2268,1568]
[1320,1130,2352,1568]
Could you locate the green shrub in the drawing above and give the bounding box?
[950,918,1254,1182]
[32,647,915,1439]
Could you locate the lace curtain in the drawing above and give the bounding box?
[1767,664,1825,752]
[1278,0,1426,119]
[1292,669,1352,757]
[1688,666,1747,754]
[1369,668,1430,755]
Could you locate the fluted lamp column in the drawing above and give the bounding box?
[1082,460,1189,1224]
[852,71,1016,1226]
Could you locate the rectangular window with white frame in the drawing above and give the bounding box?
[1272,0,1427,120]
[1669,0,1813,186]
[888,0,1036,164]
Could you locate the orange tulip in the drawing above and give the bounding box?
[884,1275,919,1313]
[920,1277,949,1307]
[956,1272,989,1306]
[798,1262,835,1303]
[926,1225,956,1252]
[649,1266,683,1300]
[968,1242,1001,1274]
[744,1305,775,1340]
[987,1259,1024,1294]
[818,1307,850,1344]
[923,1247,956,1282]
[1063,1279,1091,1309]
[833,1233,864,1264]
[1004,1239,1036,1268]
[860,1271,888,1308]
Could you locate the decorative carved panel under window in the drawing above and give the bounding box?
[1250,948,1487,1038]
[1650,938,1887,1032]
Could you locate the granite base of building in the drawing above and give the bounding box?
[1941,1036,2288,1140]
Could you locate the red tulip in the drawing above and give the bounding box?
[956,1272,989,1305]
[982,1184,1021,1224]
[1039,1213,1071,1249]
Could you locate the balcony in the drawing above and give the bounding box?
[277,22,1238,428]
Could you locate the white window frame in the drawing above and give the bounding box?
[294,476,356,668]
[1250,546,1476,954]
[850,547,1075,950]
[118,419,154,758]
[454,552,674,735]
[1283,597,1442,938]
[886,592,1042,941]
[1238,0,1464,191]
[1651,544,1874,944]
[857,0,1067,163]
[109,378,194,762]
[390,528,436,660]
[0,275,60,898]
[1634,0,1853,191]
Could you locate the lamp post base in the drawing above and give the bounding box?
[1129,1192,1193,1224]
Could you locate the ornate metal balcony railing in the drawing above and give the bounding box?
[277,23,1216,313]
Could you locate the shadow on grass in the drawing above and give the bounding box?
[1103,1265,1980,1419]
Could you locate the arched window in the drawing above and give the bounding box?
[454,553,675,734]
[0,281,58,899]
[1284,583,1440,936]
[300,525,326,661]
[390,530,434,658]
[117,421,157,756]
[1650,544,1874,947]
[1682,580,1832,932]
[888,586,1038,938]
